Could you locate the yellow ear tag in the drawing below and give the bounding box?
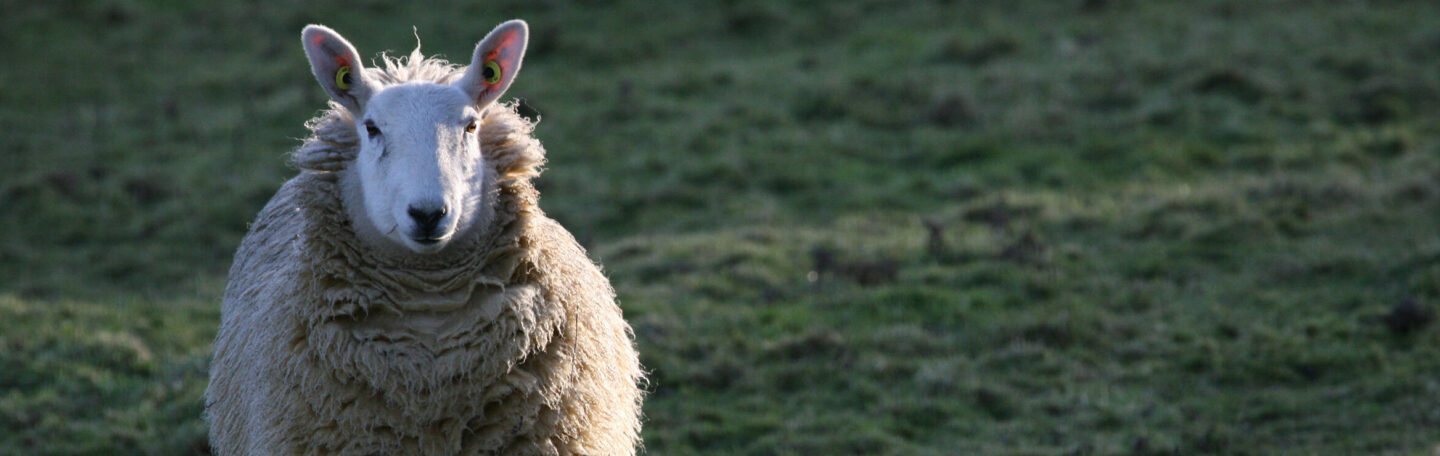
[482,61,502,85]
[335,66,353,90]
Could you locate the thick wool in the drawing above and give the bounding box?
[206,51,643,455]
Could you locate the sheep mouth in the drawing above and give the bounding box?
[408,230,452,246]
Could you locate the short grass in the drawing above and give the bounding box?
[4,0,1440,454]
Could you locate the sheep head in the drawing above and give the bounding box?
[300,21,529,254]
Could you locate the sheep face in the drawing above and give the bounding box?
[352,84,484,253]
[301,21,529,254]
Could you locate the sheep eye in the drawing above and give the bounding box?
[465,122,477,134]
[364,121,380,139]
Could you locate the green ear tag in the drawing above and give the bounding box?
[335,66,353,90]
[482,61,502,85]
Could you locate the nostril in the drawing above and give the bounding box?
[407,205,447,230]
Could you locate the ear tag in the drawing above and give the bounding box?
[482,61,502,85]
[335,66,353,90]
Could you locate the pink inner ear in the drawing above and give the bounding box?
[310,34,351,67]
[478,32,518,90]
[494,31,519,55]
[484,31,519,64]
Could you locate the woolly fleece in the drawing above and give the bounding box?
[205,50,644,455]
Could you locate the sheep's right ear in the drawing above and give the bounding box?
[301,25,376,114]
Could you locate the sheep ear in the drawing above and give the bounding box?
[455,20,528,109]
[301,25,376,114]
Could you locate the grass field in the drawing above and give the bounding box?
[4,0,1440,454]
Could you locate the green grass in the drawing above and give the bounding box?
[5,0,1440,454]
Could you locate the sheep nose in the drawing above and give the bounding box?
[407,204,447,233]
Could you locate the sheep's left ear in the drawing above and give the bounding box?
[455,20,528,109]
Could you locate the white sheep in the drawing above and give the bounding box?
[205,20,644,455]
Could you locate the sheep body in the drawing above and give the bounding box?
[205,38,643,456]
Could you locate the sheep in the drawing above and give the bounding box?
[205,20,644,455]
